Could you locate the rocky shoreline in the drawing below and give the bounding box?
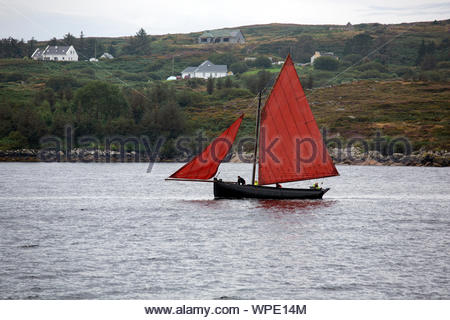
[0,148,449,167]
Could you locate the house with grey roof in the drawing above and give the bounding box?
[198,29,245,44]
[31,45,78,61]
[181,60,228,79]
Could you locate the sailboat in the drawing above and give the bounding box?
[166,55,339,199]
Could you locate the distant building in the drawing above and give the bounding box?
[310,51,338,64]
[329,22,354,31]
[181,60,227,79]
[198,29,245,44]
[100,52,114,59]
[31,45,78,61]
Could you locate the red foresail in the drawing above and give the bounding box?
[258,55,338,185]
[169,114,244,180]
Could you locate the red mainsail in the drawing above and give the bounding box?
[258,55,338,185]
[169,114,244,180]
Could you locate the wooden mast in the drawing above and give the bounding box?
[251,91,262,186]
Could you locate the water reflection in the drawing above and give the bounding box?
[256,199,336,214]
[184,198,337,215]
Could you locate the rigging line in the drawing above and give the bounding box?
[259,103,276,184]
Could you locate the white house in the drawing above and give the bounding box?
[310,51,338,64]
[198,29,245,44]
[181,60,227,79]
[31,45,78,61]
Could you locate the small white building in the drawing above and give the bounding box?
[310,51,338,64]
[31,45,78,61]
[100,52,114,60]
[181,60,227,79]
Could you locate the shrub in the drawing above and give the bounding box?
[186,78,205,88]
[418,71,443,81]
[212,88,253,100]
[46,76,79,92]
[253,56,272,68]
[176,90,205,107]
[230,62,248,74]
[437,61,450,69]
[420,54,437,70]
[314,56,339,71]
[342,54,363,64]
[0,131,28,150]
[243,70,273,94]
[359,70,393,79]
[209,53,238,66]
[0,72,28,82]
[357,61,388,73]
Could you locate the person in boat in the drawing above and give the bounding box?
[311,182,321,190]
[237,176,246,185]
[276,183,282,188]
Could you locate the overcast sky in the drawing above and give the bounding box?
[0,0,449,40]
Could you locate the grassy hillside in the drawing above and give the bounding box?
[0,20,449,154]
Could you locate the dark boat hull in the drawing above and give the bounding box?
[214,181,329,200]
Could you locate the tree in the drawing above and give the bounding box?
[230,62,248,74]
[209,53,238,66]
[254,56,272,68]
[305,74,313,89]
[244,70,273,94]
[27,37,37,56]
[224,77,233,88]
[314,56,339,71]
[74,81,128,122]
[206,78,214,94]
[344,33,373,56]
[216,78,223,90]
[14,105,46,147]
[292,35,316,62]
[158,101,186,138]
[107,43,116,57]
[0,131,28,150]
[123,28,151,55]
[420,54,437,70]
[77,31,86,59]
[0,37,27,58]
[63,33,76,45]
[48,37,58,46]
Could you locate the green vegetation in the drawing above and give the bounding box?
[0,20,449,154]
[314,56,339,70]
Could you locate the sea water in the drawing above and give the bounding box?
[0,163,449,299]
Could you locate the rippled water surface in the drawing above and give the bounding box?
[0,163,449,299]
